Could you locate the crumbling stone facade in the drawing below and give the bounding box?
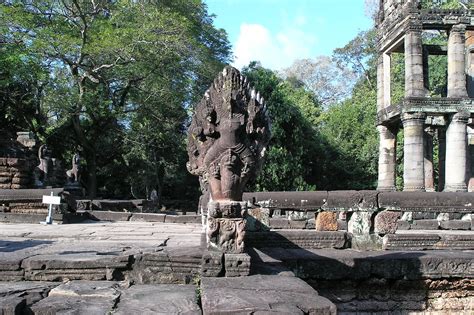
[0,131,37,189]
[376,0,474,192]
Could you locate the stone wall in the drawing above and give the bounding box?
[0,158,31,189]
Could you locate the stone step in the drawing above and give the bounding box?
[246,230,349,249]
[383,231,474,250]
[0,281,201,315]
[201,275,336,314]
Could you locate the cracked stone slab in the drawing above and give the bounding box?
[114,284,200,314]
[29,281,121,315]
[0,281,58,309]
[201,275,336,314]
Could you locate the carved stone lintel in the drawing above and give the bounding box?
[207,217,246,254]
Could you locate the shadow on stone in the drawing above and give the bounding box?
[243,230,466,313]
[0,240,53,253]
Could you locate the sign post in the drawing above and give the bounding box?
[41,192,61,224]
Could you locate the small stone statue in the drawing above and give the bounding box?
[34,144,52,187]
[187,66,271,253]
[66,152,81,184]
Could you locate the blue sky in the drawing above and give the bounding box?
[205,0,374,70]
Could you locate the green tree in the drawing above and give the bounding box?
[242,62,322,191]
[1,0,230,198]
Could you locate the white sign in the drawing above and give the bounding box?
[42,195,61,205]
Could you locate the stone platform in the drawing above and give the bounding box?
[0,221,473,314]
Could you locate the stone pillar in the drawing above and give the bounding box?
[377,125,397,191]
[207,201,247,253]
[438,127,446,191]
[402,113,426,191]
[447,24,468,98]
[424,127,435,192]
[377,55,384,111]
[422,45,430,91]
[383,53,391,107]
[468,126,474,192]
[444,112,468,192]
[466,31,474,97]
[405,27,425,97]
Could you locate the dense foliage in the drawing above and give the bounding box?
[1,0,464,204]
[1,0,230,201]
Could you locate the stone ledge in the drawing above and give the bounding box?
[246,230,349,249]
[201,275,336,315]
[251,248,474,280]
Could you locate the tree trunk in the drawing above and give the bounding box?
[87,153,97,198]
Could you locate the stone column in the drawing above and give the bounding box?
[377,125,398,191]
[383,53,391,107]
[424,127,435,192]
[422,45,430,91]
[438,127,446,191]
[466,30,474,97]
[405,27,425,97]
[402,113,426,191]
[468,126,474,192]
[447,24,468,98]
[377,55,384,111]
[444,112,468,192]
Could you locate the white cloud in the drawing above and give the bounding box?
[233,20,317,70]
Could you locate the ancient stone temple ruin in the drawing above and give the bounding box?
[376,0,474,192]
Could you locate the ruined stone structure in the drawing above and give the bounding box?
[0,131,36,189]
[187,66,271,253]
[377,0,474,192]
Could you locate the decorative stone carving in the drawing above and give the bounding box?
[66,152,81,184]
[187,66,271,253]
[34,145,52,187]
[187,66,271,202]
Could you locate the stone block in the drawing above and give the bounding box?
[315,211,338,231]
[325,190,378,211]
[207,217,245,253]
[412,211,437,219]
[410,219,439,230]
[248,207,269,226]
[288,219,307,229]
[306,218,315,229]
[246,230,348,249]
[246,208,269,231]
[351,234,383,250]
[165,215,201,224]
[269,218,289,229]
[224,253,251,277]
[397,220,411,230]
[201,251,224,277]
[87,211,131,222]
[437,234,474,250]
[378,191,474,213]
[374,210,400,234]
[337,219,348,231]
[114,284,200,315]
[383,234,440,250]
[201,275,336,315]
[348,211,372,235]
[439,220,471,230]
[129,213,166,222]
[243,191,328,210]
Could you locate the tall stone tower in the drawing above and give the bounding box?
[376,0,474,192]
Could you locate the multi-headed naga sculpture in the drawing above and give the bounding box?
[187,66,271,252]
